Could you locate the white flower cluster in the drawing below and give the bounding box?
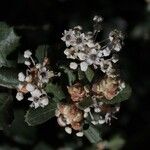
[16,50,55,108]
[61,16,124,76]
[83,101,120,126]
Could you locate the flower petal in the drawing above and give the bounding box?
[70,62,78,70]
[77,52,86,60]
[80,62,88,71]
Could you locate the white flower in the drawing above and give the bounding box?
[38,67,50,83]
[24,50,32,58]
[83,112,88,118]
[94,43,101,50]
[119,82,126,90]
[114,43,122,51]
[61,29,75,47]
[94,107,101,113]
[36,63,42,69]
[100,59,113,74]
[76,132,84,137]
[109,30,123,42]
[102,47,111,56]
[48,71,55,78]
[64,47,78,59]
[64,48,71,56]
[86,49,99,65]
[26,83,35,92]
[65,127,72,134]
[31,89,42,97]
[74,25,82,31]
[85,32,93,40]
[69,62,78,70]
[25,75,32,82]
[91,120,98,125]
[18,72,25,82]
[77,52,86,60]
[55,110,61,117]
[28,96,48,109]
[105,113,111,124]
[18,84,24,90]
[84,107,90,113]
[73,33,86,50]
[66,118,71,125]
[28,89,49,108]
[115,106,120,112]
[57,117,66,126]
[80,61,88,71]
[16,92,24,101]
[111,54,119,63]
[98,119,105,124]
[25,60,31,66]
[109,36,114,42]
[93,15,103,22]
[85,40,95,48]
[40,97,49,107]
[98,50,103,57]
[29,100,40,109]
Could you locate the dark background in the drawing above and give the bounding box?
[0,0,150,149]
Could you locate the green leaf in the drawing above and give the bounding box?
[85,67,94,82]
[100,84,132,104]
[83,124,102,144]
[0,67,20,89]
[25,100,57,126]
[77,97,93,110]
[33,142,52,150]
[8,109,37,145]
[0,93,14,130]
[0,22,20,67]
[35,45,49,63]
[0,145,19,150]
[17,52,26,64]
[78,69,85,80]
[108,135,125,150]
[60,66,76,85]
[45,83,65,101]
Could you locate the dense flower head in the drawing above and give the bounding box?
[92,76,125,100]
[67,83,87,102]
[56,103,84,136]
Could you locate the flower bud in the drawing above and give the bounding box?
[68,83,86,102]
[92,77,120,100]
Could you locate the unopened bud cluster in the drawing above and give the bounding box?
[56,103,84,137]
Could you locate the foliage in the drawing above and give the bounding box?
[25,100,57,126]
[0,93,13,130]
[0,20,132,146]
[0,22,20,67]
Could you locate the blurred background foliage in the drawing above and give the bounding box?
[0,0,150,149]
